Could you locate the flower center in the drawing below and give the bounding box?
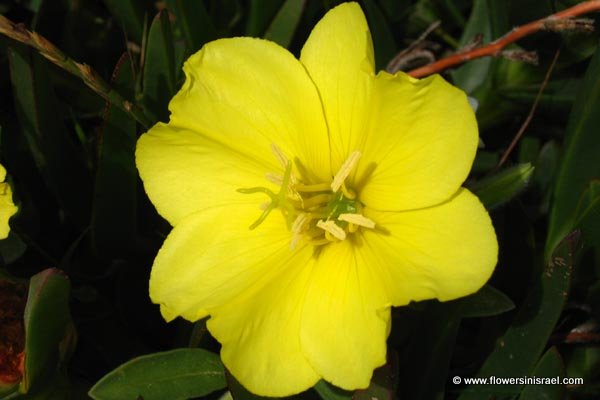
[238,145,375,249]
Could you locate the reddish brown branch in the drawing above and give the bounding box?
[552,331,600,344]
[407,0,600,78]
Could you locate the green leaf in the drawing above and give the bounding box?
[518,348,566,400]
[498,79,582,118]
[142,10,176,123]
[472,150,499,174]
[534,140,561,214]
[19,370,71,400]
[91,53,137,261]
[245,0,285,36]
[397,301,462,400]
[89,349,227,400]
[103,0,146,43]
[353,351,398,400]
[263,0,306,48]
[458,285,515,318]
[589,279,600,322]
[546,46,600,260]
[572,181,600,227]
[518,137,540,164]
[314,380,352,400]
[0,383,18,398]
[165,0,217,53]
[362,0,396,70]
[0,231,27,265]
[7,45,92,228]
[470,163,535,210]
[571,181,600,261]
[566,346,600,382]
[451,0,493,93]
[21,268,71,393]
[457,231,579,400]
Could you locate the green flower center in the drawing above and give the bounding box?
[238,145,375,249]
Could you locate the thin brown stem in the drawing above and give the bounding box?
[407,0,600,78]
[0,15,153,129]
[495,49,561,170]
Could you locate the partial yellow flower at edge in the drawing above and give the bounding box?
[136,1,498,397]
[0,165,18,240]
[0,164,17,240]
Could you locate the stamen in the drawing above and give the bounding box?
[340,182,356,199]
[292,213,310,234]
[302,193,333,209]
[338,213,376,229]
[331,151,361,192]
[325,231,338,242]
[242,145,373,244]
[307,237,330,246]
[265,172,283,185]
[290,233,302,250]
[271,144,289,169]
[317,220,346,240]
[295,183,332,193]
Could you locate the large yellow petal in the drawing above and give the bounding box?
[362,188,498,305]
[300,2,375,171]
[207,252,319,397]
[357,72,478,211]
[300,240,390,390]
[136,123,274,225]
[168,37,330,183]
[149,203,297,323]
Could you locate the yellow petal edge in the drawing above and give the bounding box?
[0,164,17,239]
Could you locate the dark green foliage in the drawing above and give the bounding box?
[88,349,226,400]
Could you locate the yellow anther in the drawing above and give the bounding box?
[244,145,371,246]
[317,220,346,240]
[338,213,376,229]
[331,151,361,192]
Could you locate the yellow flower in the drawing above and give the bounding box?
[0,164,17,240]
[136,2,497,396]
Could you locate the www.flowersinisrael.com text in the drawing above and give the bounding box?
[452,376,583,385]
